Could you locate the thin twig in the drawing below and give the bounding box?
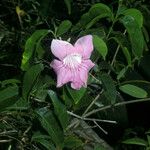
[0,139,12,143]
[94,121,108,134]
[0,130,17,135]
[82,90,103,116]
[84,98,150,118]
[67,111,116,124]
[84,118,116,124]
[89,73,101,83]
[108,30,127,75]
[120,80,150,85]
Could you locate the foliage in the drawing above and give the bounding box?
[0,0,150,149]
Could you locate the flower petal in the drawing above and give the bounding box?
[74,35,93,59]
[70,70,84,89]
[50,59,63,73]
[79,60,95,87]
[79,68,88,87]
[71,82,83,90]
[81,60,95,71]
[51,39,74,60]
[57,67,73,87]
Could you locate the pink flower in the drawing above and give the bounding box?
[50,35,95,90]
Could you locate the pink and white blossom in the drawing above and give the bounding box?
[50,35,95,89]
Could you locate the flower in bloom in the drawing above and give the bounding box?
[50,35,95,89]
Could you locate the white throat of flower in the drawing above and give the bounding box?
[63,53,82,69]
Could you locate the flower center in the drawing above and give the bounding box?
[63,53,82,69]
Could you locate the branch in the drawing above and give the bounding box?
[84,98,150,118]
[67,111,116,124]
[82,90,103,116]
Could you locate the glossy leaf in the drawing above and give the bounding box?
[62,87,74,107]
[1,79,20,87]
[64,0,72,15]
[100,74,117,104]
[36,31,49,59]
[89,3,113,18]
[147,135,150,146]
[21,30,49,71]
[120,15,144,58]
[48,90,69,130]
[32,132,55,150]
[93,35,108,60]
[0,86,18,101]
[74,3,113,30]
[117,67,127,80]
[119,84,148,98]
[122,47,132,66]
[122,138,148,147]
[94,144,107,150]
[122,8,143,28]
[57,20,72,36]
[86,3,113,29]
[80,27,106,39]
[22,63,44,100]
[64,136,83,149]
[0,85,19,110]
[67,86,86,104]
[36,107,64,148]
[110,33,131,66]
[7,97,29,110]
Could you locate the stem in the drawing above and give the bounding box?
[82,90,103,116]
[84,98,150,118]
[67,111,116,124]
[18,15,23,29]
[108,30,127,75]
[106,21,116,39]
[48,30,57,39]
[94,121,108,134]
[120,80,150,85]
[89,73,101,84]
[0,139,12,143]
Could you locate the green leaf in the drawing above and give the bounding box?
[80,27,106,39]
[93,35,108,60]
[32,132,55,150]
[48,90,69,130]
[74,3,113,30]
[1,79,20,87]
[64,136,83,149]
[67,86,86,104]
[0,86,18,101]
[7,97,29,110]
[100,74,117,104]
[119,84,148,98]
[122,47,132,66]
[22,63,44,100]
[57,20,72,36]
[36,107,64,148]
[143,27,149,43]
[62,87,74,107]
[0,85,19,110]
[122,8,143,28]
[36,31,49,59]
[32,132,51,141]
[120,15,144,58]
[86,3,113,29]
[117,67,127,80]
[147,135,150,146]
[21,30,49,71]
[110,32,131,66]
[94,144,107,150]
[122,138,148,147]
[64,0,72,15]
